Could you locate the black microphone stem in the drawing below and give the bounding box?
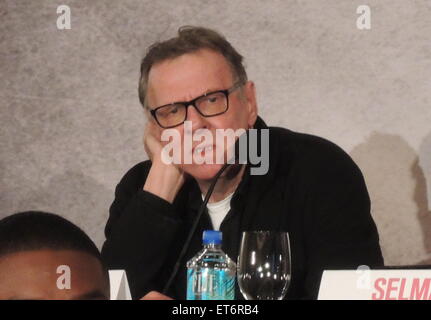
[162,162,231,294]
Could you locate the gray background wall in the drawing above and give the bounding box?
[1,0,430,266]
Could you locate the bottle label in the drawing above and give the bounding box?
[187,268,235,300]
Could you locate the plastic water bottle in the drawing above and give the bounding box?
[187,230,236,300]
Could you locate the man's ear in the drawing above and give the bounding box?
[143,106,151,119]
[243,81,258,128]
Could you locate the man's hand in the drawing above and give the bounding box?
[143,120,187,203]
[143,120,166,163]
[140,291,173,300]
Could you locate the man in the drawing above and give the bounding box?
[0,211,110,300]
[101,26,383,300]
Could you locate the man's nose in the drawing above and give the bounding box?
[186,104,208,130]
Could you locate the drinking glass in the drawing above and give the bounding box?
[237,231,291,300]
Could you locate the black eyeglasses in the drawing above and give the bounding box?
[149,81,244,128]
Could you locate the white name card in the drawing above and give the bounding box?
[318,269,431,300]
[109,269,132,300]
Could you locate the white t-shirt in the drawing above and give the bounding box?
[204,192,234,231]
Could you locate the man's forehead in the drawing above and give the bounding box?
[147,49,234,106]
[0,249,108,300]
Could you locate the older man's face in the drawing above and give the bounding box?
[147,48,257,181]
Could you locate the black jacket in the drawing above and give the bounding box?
[101,117,384,299]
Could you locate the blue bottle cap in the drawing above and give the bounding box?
[203,230,222,245]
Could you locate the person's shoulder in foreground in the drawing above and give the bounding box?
[0,211,110,300]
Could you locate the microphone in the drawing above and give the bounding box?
[162,130,250,295]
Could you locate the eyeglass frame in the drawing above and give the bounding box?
[149,81,245,129]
